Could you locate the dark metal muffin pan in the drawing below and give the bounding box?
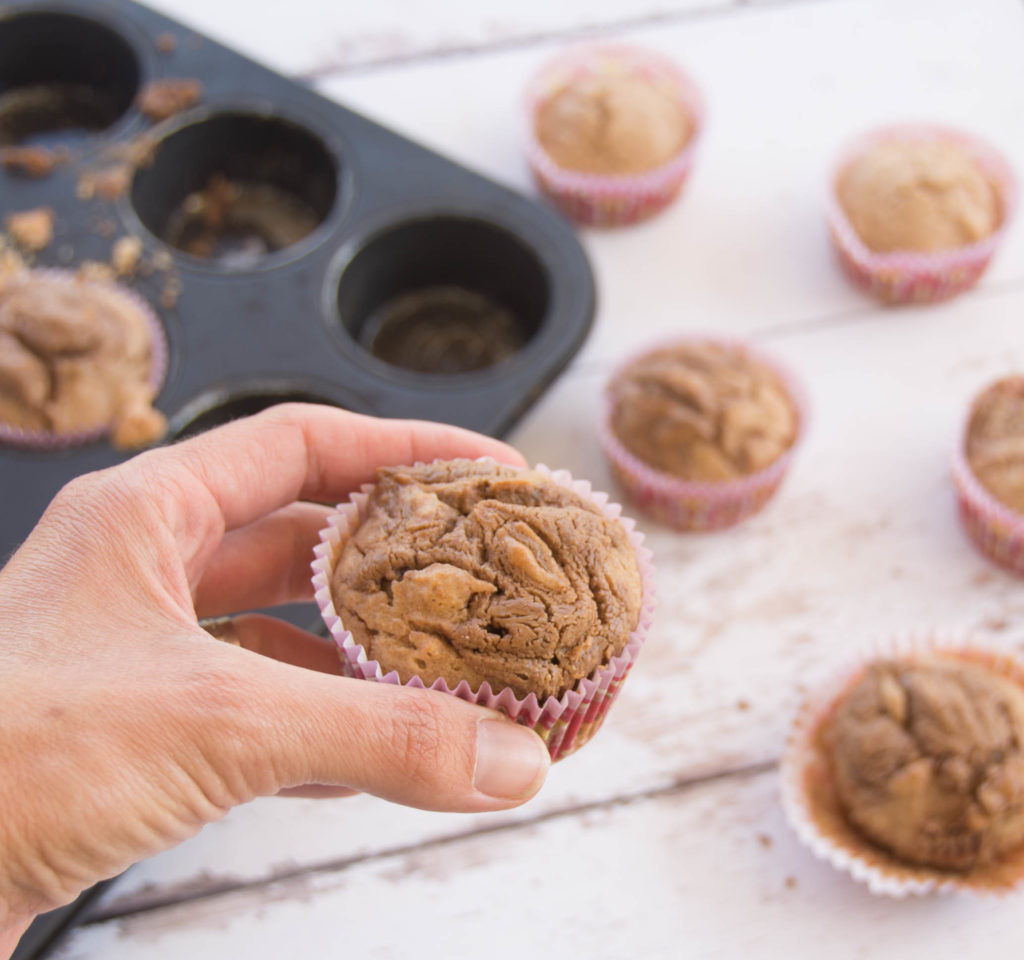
[0,1,596,576]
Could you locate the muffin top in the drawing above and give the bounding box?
[329,459,644,700]
[607,342,797,482]
[0,271,166,447]
[966,377,1024,514]
[535,74,691,176]
[828,655,1024,871]
[837,139,1000,254]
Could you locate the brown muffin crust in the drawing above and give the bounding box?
[0,271,165,446]
[329,459,644,700]
[829,655,1024,871]
[837,139,1000,254]
[966,377,1024,514]
[608,342,797,482]
[535,74,691,176]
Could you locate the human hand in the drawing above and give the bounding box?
[0,405,550,953]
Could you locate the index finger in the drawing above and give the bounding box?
[124,403,526,566]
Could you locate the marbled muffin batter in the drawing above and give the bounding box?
[608,342,797,482]
[0,270,165,447]
[536,74,691,176]
[837,139,1000,254]
[829,656,1024,871]
[330,459,643,700]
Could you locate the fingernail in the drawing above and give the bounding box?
[473,718,550,800]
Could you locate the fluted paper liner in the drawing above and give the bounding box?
[826,124,1018,305]
[600,335,808,531]
[0,268,169,450]
[524,43,705,227]
[312,462,656,761]
[781,632,1024,897]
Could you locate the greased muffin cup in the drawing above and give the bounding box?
[600,335,808,531]
[781,633,1024,897]
[312,461,656,761]
[952,404,1024,577]
[0,269,169,450]
[826,124,1018,305]
[524,44,705,227]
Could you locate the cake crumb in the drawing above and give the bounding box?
[1,145,67,177]
[77,261,117,284]
[112,236,143,277]
[155,32,178,54]
[112,406,168,450]
[785,876,797,890]
[151,250,174,272]
[160,274,183,309]
[78,165,132,202]
[96,219,118,238]
[757,833,772,849]
[984,615,1009,632]
[737,699,751,712]
[5,208,55,252]
[136,78,203,122]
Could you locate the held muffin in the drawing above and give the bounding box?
[827,125,1016,304]
[953,376,1024,575]
[0,269,168,449]
[525,44,704,226]
[601,337,805,530]
[782,641,1024,895]
[313,459,655,760]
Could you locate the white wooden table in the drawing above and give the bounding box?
[53,0,1024,956]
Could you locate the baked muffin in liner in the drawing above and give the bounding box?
[952,378,1024,577]
[0,268,168,450]
[781,633,1024,897]
[524,43,705,227]
[600,335,808,531]
[312,461,656,761]
[826,124,1017,305]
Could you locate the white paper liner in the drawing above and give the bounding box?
[781,631,1024,897]
[312,460,656,760]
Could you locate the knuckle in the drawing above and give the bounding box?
[385,693,454,787]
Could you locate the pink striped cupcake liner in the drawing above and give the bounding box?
[826,124,1018,305]
[952,386,1024,576]
[600,335,808,531]
[781,632,1024,897]
[312,461,656,761]
[524,43,705,227]
[0,269,168,450]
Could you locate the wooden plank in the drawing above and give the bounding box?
[141,0,737,77]
[56,767,1024,959]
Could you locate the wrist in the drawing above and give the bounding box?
[0,915,32,960]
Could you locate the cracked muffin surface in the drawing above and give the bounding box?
[837,139,1000,254]
[966,376,1024,514]
[608,341,797,482]
[828,655,1024,871]
[0,270,165,447]
[329,459,643,700]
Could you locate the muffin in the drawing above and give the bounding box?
[601,338,804,530]
[314,459,654,759]
[782,643,1024,895]
[525,44,704,226]
[0,269,167,449]
[827,125,1016,304]
[953,376,1024,575]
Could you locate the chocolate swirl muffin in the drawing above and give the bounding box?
[329,459,644,700]
[829,655,1024,871]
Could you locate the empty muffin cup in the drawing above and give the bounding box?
[600,336,808,531]
[524,44,705,227]
[826,124,1018,305]
[311,460,656,760]
[781,633,1024,897]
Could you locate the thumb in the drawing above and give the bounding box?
[196,652,552,813]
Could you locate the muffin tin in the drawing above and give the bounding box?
[0,1,594,582]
